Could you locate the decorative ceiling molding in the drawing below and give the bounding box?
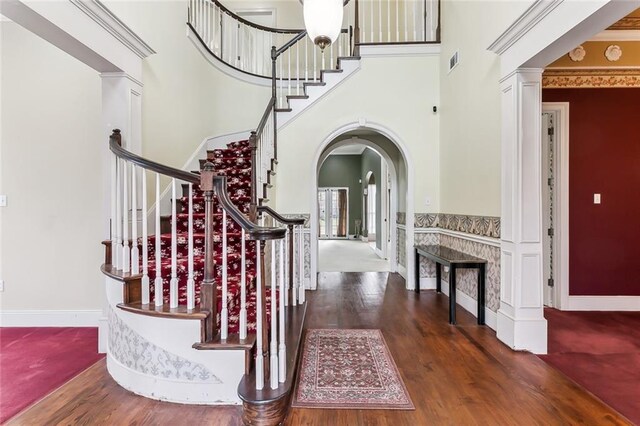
[70,0,155,59]
[543,68,640,88]
[607,16,640,30]
[591,29,640,41]
[487,0,564,55]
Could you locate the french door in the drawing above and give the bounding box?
[318,188,348,239]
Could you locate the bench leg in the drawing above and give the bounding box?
[449,265,456,325]
[477,264,486,325]
[436,263,441,293]
[414,249,420,293]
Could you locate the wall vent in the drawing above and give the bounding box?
[448,51,459,73]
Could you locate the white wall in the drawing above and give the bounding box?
[275,54,440,215]
[439,0,533,217]
[0,21,104,315]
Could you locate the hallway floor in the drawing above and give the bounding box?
[540,308,640,424]
[318,239,390,272]
[9,274,631,425]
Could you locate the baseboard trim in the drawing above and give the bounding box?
[564,296,640,311]
[440,281,498,331]
[397,264,407,278]
[0,310,102,327]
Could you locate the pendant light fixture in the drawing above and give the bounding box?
[303,0,344,50]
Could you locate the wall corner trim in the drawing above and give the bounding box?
[487,0,565,55]
[71,0,156,59]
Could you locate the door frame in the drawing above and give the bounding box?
[542,102,570,310]
[317,186,350,240]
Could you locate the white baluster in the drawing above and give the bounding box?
[404,0,408,41]
[239,229,247,340]
[388,0,391,42]
[187,183,195,310]
[298,225,305,304]
[131,165,139,275]
[305,38,308,82]
[287,48,291,102]
[296,42,300,95]
[235,19,239,68]
[279,55,283,108]
[221,209,229,340]
[330,40,334,69]
[154,173,163,307]
[413,0,422,41]
[111,154,117,267]
[396,0,400,42]
[378,0,382,42]
[141,169,149,305]
[291,228,297,305]
[270,239,278,389]
[169,178,178,308]
[278,237,286,382]
[313,42,317,81]
[122,162,130,273]
[284,228,289,307]
[255,241,264,390]
[370,0,374,43]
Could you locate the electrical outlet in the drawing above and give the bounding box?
[594,193,601,204]
[0,280,4,292]
[0,195,6,207]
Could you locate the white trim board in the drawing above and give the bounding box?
[564,296,640,311]
[360,44,441,57]
[0,310,102,327]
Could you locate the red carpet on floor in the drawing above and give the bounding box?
[0,327,104,423]
[540,309,640,424]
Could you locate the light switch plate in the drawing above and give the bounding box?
[0,195,6,207]
[594,193,601,204]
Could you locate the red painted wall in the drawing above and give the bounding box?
[543,89,640,296]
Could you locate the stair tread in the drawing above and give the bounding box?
[193,334,256,350]
[117,302,209,320]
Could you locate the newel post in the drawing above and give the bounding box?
[110,129,122,146]
[200,161,218,342]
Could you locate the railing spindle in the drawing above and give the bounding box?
[296,42,300,95]
[123,162,130,273]
[111,155,118,268]
[291,227,297,305]
[187,183,195,310]
[255,241,264,390]
[141,169,149,305]
[170,178,178,308]
[240,229,247,340]
[221,209,229,340]
[154,173,162,307]
[298,224,305,304]
[131,165,139,275]
[278,237,286,382]
[270,239,278,389]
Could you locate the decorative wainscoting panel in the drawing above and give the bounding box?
[415,232,439,278]
[397,227,406,267]
[108,307,222,383]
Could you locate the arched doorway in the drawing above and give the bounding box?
[310,121,415,288]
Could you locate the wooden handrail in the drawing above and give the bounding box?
[255,97,276,140]
[205,0,304,34]
[257,206,305,226]
[109,130,199,184]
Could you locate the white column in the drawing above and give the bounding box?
[497,68,547,355]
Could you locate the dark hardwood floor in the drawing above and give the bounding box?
[9,272,631,425]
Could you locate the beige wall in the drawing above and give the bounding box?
[275,54,440,216]
[0,22,104,312]
[439,0,533,217]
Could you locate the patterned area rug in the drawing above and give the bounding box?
[292,329,414,410]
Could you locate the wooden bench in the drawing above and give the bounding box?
[414,245,487,325]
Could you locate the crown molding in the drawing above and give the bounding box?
[70,0,155,59]
[488,0,564,55]
[590,29,640,41]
